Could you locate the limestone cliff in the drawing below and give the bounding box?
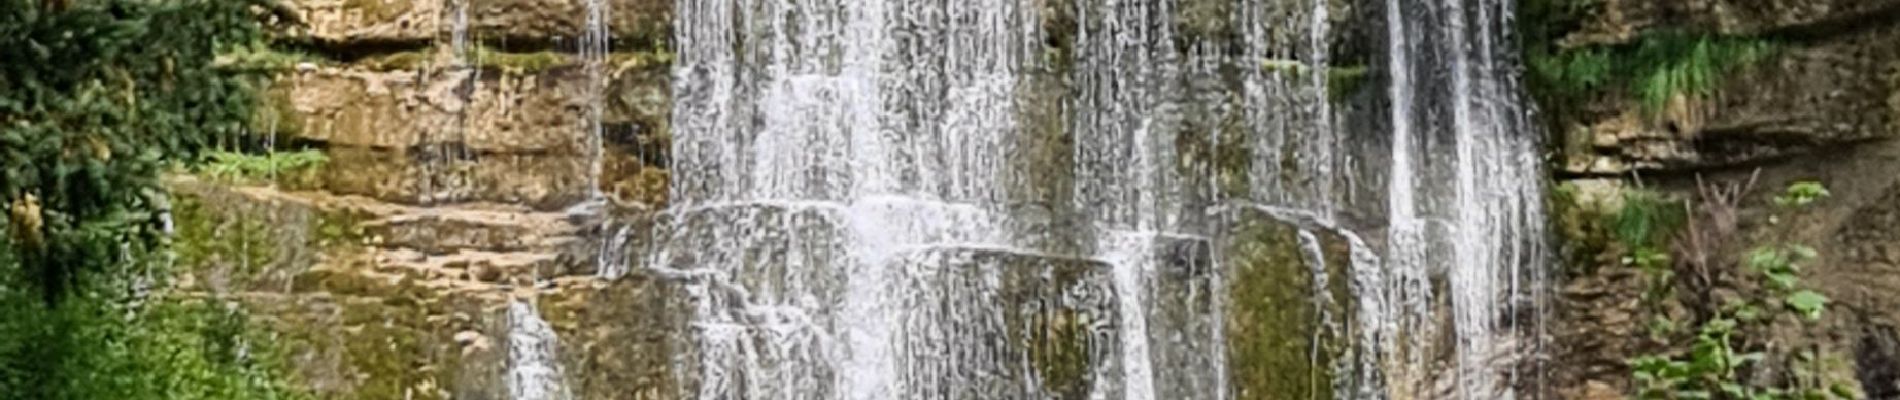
[1545,0,1900,398]
[171,0,676,398]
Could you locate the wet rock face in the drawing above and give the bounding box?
[274,58,670,210]
[1222,209,1353,400]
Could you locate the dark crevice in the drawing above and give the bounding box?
[268,35,432,63]
[1554,137,1893,180]
[1858,322,1900,399]
[270,34,669,65]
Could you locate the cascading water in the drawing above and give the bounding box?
[646,0,1549,398]
[506,300,575,400]
[1375,0,1550,397]
[582,0,612,204]
[662,0,1106,397]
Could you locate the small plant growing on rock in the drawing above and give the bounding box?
[200,150,328,184]
[1630,179,1861,400]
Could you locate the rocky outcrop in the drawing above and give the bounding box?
[1559,23,1900,175]
[282,0,671,49]
[168,1,679,395]
[169,175,684,400]
[265,50,670,209]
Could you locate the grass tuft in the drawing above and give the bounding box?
[199,150,329,183]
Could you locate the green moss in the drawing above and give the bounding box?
[607,51,675,72]
[1176,0,1236,44]
[473,47,571,74]
[1551,182,1609,273]
[993,256,1097,397]
[1886,62,1900,115]
[1041,0,1077,75]
[1327,66,1369,102]
[1225,220,1339,400]
[251,83,305,138]
[218,41,332,73]
[337,300,435,400]
[172,194,280,284]
[360,47,580,74]
[1022,308,1090,396]
[312,210,369,252]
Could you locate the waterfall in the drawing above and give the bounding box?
[664,0,1080,397]
[506,301,574,400]
[1380,0,1437,394]
[1241,0,1341,213]
[652,0,1550,398]
[1378,0,1550,397]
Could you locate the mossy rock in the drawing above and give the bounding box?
[1222,209,1352,399]
[169,177,338,292]
[536,275,688,400]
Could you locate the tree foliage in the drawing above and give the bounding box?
[0,1,310,398]
[0,0,274,302]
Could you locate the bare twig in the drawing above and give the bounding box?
[1671,169,1759,318]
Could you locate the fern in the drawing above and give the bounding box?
[1526,30,1774,113]
[1627,33,1774,111]
[1611,189,1685,249]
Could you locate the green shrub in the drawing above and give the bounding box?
[0,256,309,399]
